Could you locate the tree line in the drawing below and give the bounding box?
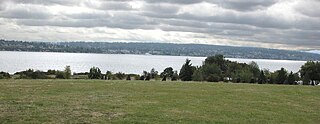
[0,55,319,85]
[178,55,317,85]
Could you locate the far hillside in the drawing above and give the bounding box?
[1,39,320,61]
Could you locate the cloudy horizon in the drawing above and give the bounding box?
[0,0,319,50]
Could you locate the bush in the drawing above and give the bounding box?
[55,71,66,79]
[17,69,49,79]
[0,72,11,79]
[192,69,203,81]
[115,72,126,80]
[88,67,102,79]
[126,75,131,80]
[207,74,220,82]
[145,75,151,81]
[139,76,145,80]
[47,70,57,75]
[31,71,49,79]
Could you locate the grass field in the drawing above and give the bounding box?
[0,79,319,123]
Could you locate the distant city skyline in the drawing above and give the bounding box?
[0,0,319,50]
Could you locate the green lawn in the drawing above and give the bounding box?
[0,80,319,123]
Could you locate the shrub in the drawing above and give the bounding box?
[0,72,11,79]
[17,69,49,79]
[207,74,220,82]
[115,72,126,80]
[88,67,102,79]
[55,71,66,79]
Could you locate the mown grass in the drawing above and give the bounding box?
[0,79,319,123]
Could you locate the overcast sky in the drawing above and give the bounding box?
[0,0,319,50]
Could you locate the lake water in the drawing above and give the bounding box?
[0,51,306,74]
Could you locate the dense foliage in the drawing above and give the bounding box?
[183,55,318,85]
[1,55,319,86]
[16,69,50,79]
[179,59,194,81]
[0,71,11,79]
[88,67,102,79]
[300,61,320,85]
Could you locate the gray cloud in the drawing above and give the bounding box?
[213,0,279,11]
[0,0,80,6]
[144,0,279,11]
[294,0,320,18]
[98,1,134,11]
[0,4,51,19]
[0,0,319,50]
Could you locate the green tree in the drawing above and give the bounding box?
[258,70,267,84]
[276,68,287,84]
[205,54,225,66]
[115,72,126,80]
[126,75,131,80]
[269,72,278,84]
[205,55,228,73]
[179,59,194,81]
[145,73,151,81]
[300,61,320,85]
[0,71,11,79]
[55,71,65,79]
[192,67,204,81]
[143,71,148,77]
[150,68,158,79]
[160,67,174,80]
[105,71,112,80]
[88,67,102,79]
[302,73,311,85]
[249,61,260,80]
[202,64,222,82]
[64,66,71,79]
[207,74,220,82]
[287,71,296,85]
[238,69,253,83]
[172,71,179,81]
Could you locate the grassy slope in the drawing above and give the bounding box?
[0,80,319,123]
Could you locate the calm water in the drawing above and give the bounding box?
[0,51,306,74]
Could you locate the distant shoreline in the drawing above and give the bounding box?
[1,40,319,61]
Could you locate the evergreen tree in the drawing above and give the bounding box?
[179,59,194,81]
[276,68,287,84]
[300,61,320,85]
[287,71,296,85]
[249,61,260,80]
[192,68,204,81]
[258,70,266,84]
[302,73,311,85]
